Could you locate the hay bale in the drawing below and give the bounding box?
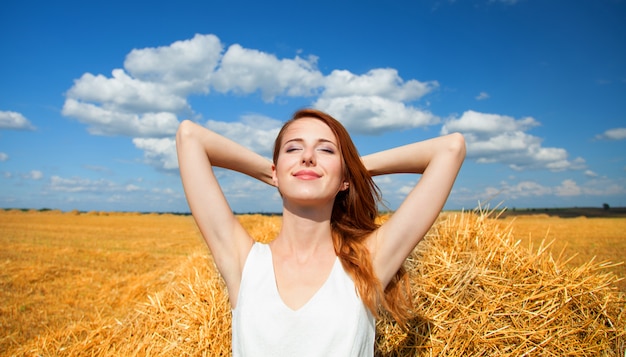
[376,211,625,356]
[15,212,625,356]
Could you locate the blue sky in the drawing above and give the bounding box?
[1,0,625,213]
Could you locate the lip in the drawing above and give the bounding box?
[293,169,321,180]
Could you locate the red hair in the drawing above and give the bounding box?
[273,108,411,324]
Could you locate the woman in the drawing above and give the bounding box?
[176,108,465,356]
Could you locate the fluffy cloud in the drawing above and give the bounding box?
[62,35,219,137]
[595,127,626,141]
[0,110,36,130]
[322,68,437,102]
[61,33,446,174]
[63,33,441,142]
[0,152,8,162]
[212,44,324,101]
[131,115,281,171]
[554,179,581,196]
[62,99,179,137]
[442,110,584,171]
[64,33,593,180]
[206,115,282,157]
[132,137,179,170]
[65,70,190,114]
[315,68,439,134]
[315,96,439,134]
[124,33,223,94]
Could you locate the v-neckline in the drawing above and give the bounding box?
[268,246,339,312]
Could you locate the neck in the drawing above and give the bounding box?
[272,202,335,261]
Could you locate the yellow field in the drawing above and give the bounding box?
[501,214,626,292]
[0,210,279,355]
[0,209,624,355]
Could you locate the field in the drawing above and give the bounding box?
[499,212,626,292]
[1,209,624,355]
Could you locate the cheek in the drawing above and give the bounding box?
[324,158,345,178]
[273,159,292,182]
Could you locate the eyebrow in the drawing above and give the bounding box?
[283,138,338,147]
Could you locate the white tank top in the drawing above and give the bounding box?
[232,242,375,356]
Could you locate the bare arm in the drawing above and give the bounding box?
[362,132,466,287]
[176,119,274,305]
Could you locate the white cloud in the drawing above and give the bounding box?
[315,96,439,134]
[124,33,223,94]
[20,170,43,180]
[125,184,141,192]
[31,171,43,180]
[132,137,179,170]
[62,98,179,137]
[442,110,539,138]
[131,115,281,172]
[63,33,442,144]
[584,170,598,178]
[475,92,490,100]
[49,175,118,193]
[595,127,626,141]
[206,115,282,157]
[322,68,437,102]
[554,179,581,196]
[469,176,626,205]
[215,172,282,213]
[48,175,156,196]
[369,175,419,209]
[0,110,36,130]
[313,68,439,134]
[580,176,626,197]
[442,110,582,171]
[0,152,8,162]
[42,174,185,211]
[65,70,189,114]
[83,165,112,173]
[213,44,324,102]
[62,35,222,138]
[427,179,555,209]
[501,180,553,198]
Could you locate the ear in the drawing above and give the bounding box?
[340,181,349,191]
[271,164,278,187]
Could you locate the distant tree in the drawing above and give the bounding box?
[603,203,610,210]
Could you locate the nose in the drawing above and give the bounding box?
[301,148,316,166]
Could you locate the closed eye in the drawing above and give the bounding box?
[285,147,301,153]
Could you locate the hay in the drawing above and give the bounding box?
[375,211,625,356]
[14,252,232,356]
[11,211,625,356]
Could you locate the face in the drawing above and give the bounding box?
[272,118,348,207]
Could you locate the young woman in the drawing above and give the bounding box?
[176,108,465,356]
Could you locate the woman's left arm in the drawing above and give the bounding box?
[362,132,466,287]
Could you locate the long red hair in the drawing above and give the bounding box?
[273,108,411,324]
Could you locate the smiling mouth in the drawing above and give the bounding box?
[294,170,321,180]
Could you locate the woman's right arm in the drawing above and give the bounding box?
[176,120,274,303]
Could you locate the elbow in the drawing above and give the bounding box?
[446,132,466,161]
[176,119,196,144]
